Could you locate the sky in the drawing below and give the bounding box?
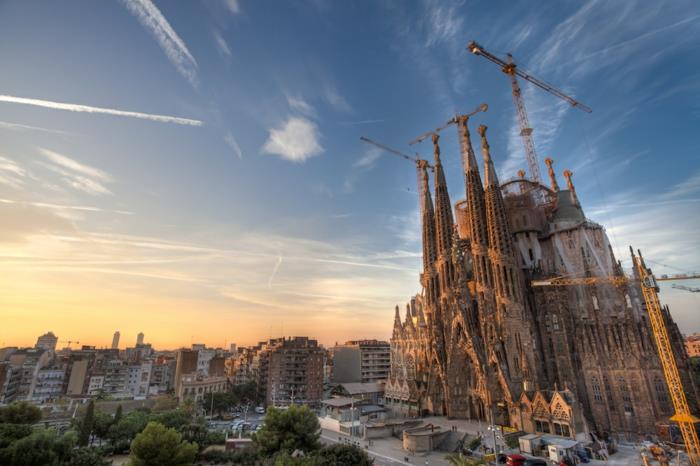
[1,0,699,350]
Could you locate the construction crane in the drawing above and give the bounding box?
[530,275,628,288]
[633,248,700,465]
[531,253,700,463]
[359,136,432,169]
[467,40,592,183]
[59,340,80,348]
[408,103,488,146]
[672,284,700,293]
[359,136,433,227]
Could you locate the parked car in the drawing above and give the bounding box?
[506,455,547,466]
[255,406,265,414]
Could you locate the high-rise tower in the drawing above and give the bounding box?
[111,331,120,349]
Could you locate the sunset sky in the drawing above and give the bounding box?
[1,0,699,349]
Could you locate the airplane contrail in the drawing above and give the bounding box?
[0,95,203,127]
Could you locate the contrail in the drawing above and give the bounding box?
[0,95,203,127]
[120,0,199,88]
[268,256,283,289]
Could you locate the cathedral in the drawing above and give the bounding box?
[384,115,698,441]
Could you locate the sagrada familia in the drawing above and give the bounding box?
[384,116,698,440]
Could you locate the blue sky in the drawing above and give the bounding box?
[1,0,699,348]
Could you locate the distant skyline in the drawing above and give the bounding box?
[1,0,699,348]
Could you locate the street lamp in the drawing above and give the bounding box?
[487,424,501,465]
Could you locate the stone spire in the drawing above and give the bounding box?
[478,125,513,259]
[563,169,579,205]
[458,116,489,252]
[432,134,455,260]
[544,157,559,191]
[392,305,403,339]
[418,161,437,276]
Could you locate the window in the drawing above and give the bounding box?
[592,296,599,310]
[654,377,668,404]
[528,248,534,261]
[591,377,602,402]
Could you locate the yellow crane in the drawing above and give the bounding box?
[632,248,700,465]
[531,251,700,464]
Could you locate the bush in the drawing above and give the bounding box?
[199,448,259,465]
[315,444,373,466]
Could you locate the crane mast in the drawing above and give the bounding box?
[632,249,700,465]
[467,41,591,183]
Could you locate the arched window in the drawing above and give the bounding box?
[618,376,634,414]
[654,376,668,404]
[591,377,602,402]
[625,294,632,308]
[592,296,599,310]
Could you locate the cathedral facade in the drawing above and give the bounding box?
[384,117,698,440]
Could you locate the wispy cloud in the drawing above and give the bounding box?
[120,0,199,88]
[224,0,240,15]
[422,1,463,47]
[213,30,232,58]
[262,117,323,162]
[224,131,243,159]
[0,95,203,126]
[0,156,27,189]
[0,199,132,215]
[0,120,67,135]
[38,148,112,196]
[287,95,317,118]
[322,83,352,113]
[660,171,700,200]
[353,147,383,170]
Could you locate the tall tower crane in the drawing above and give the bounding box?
[632,248,700,465]
[467,41,592,183]
[531,253,700,464]
[359,136,433,222]
[408,103,488,146]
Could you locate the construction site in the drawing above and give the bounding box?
[363,41,700,464]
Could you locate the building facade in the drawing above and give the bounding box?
[332,340,390,384]
[265,337,324,407]
[386,121,698,440]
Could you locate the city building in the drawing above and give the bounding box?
[136,332,144,346]
[386,123,698,440]
[35,331,58,352]
[30,367,66,403]
[332,340,390,384]
[265,336,324,407]
[111,331,120,349]
[686,333,700,358]
[177,374,227,403]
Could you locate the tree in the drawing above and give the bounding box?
[0,401,42,424]
[128,421,197,466]
[107,410,149,452]
[114,404,123,424]
[78,400,95,447]
[200,392,236,417]
[92,412,114,441]
[0,423,33,449]
[315,444,374,466]
[5,429,77,466]
[254,405,320,458]
[68,447,111,466]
